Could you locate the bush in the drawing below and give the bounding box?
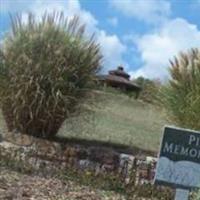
[192,190,200,200]
[160,48,200,130]
[0,12,102,138]
[134,77,161,103]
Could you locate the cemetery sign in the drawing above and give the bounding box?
[154,126,200,189]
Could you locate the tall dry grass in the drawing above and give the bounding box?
[0,12,102,137]
[160,48,200,130]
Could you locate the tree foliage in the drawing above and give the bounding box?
[134,77,161,103]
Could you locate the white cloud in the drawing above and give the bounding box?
[110,0,171,24]
[0,0,29,13]
[2,0,127,72]
[131,18,200,79]
[20,0,98,34]
[107,17,118,27]
[97,30,127,71]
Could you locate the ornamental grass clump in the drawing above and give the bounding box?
[160,48,200,130]
[0,12,102,138]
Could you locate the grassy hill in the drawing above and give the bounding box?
[58,90,169,152]
[1,90,199,199]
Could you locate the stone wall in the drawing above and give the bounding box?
[0,134,158,186]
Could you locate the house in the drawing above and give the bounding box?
[99,66,141,98]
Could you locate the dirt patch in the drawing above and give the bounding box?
[0,168,126,200]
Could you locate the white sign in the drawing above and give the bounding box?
[154,126,200,189]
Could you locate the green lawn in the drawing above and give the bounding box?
[58,90,169,152]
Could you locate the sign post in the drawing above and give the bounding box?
[175,189,189,200]
[154,126,200,200]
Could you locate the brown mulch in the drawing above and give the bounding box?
[0,168,126,200]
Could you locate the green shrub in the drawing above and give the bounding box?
[192,190,200,200]
[134,77,161,103]
[0,12,102,138]
[160,48,200,130]
[196,190,200,200]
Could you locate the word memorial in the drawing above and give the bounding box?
[154,126,200,200]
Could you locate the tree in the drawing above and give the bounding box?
[134,77,161,103]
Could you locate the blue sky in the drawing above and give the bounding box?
[1,0,200,80]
